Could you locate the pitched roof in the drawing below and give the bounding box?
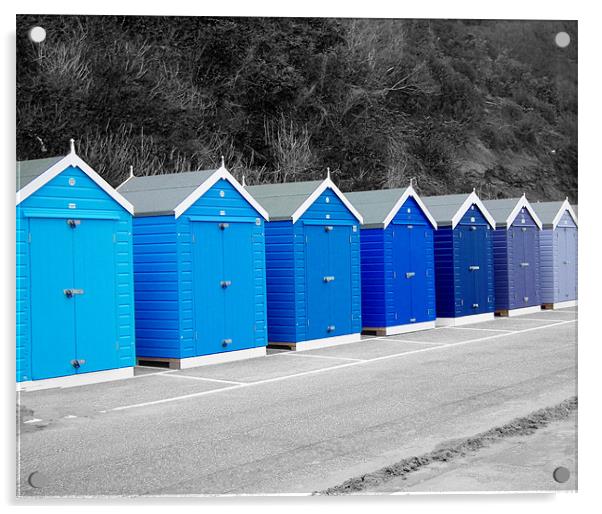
[482,196,542,229]
[16,152,134,214]
[345,185,437,229]
[16,155,64,192]
[421,191,496,229]
[118,167,269,219]
[531,199,578,229]
[246,178,363,224]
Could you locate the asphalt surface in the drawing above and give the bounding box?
[17,307,577,496]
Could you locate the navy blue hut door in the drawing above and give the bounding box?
[457,226,477,316]
[409,226,430,322]
[305,223,353,339]
[193,220,255,355]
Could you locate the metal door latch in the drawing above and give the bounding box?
[406,272,416,278]
[222,339,232,347]
[220,280,232,288]
[520,262,530,267]
[70,359,86,368]
[472,303,479,308]
[323,276,335,283]
[327,325,336,332]
[409,318,416,323]
[64,289,84,297]
[66,219,80,228]
[324,226,334,232]
[219,223,229,230]
[469,265,480,271]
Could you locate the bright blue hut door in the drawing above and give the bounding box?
[29,218,119,380]
[391,224,432,324]
[305,223,353,339]
[192,220,256,354]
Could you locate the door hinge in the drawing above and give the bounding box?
[113,233,117,243]
[115,341,120,351]
[28,232,31,243]
[191,233,196,244]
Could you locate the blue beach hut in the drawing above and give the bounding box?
[483,196,543,316]
[531,199,578,309]
[118,163,269,368]
[345,186,438,335]
[16,141,136,390]
[422,191,497,326]
[246,175,363,350]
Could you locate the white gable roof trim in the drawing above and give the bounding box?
[382,185,438,229]
[451,191,497,229]
[290,177,363,225]
[16,153,135,215]
[505,195,543,230]
[173,165,270,221]
[552,198,578,229]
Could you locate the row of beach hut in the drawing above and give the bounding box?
[16,143,578,389]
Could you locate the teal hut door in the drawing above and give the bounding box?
[30,218,77,380]
[72,219,118,373]
[29,217,118,380]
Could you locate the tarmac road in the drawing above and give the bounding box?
[17,308,577,496]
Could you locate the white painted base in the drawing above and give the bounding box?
[365,321,437,336]
[17,367,134,392]
[505,305,544,317]
[178,346,267,369]
[435,312,495,327]
[548,300,578,309]
[276,333,363,352]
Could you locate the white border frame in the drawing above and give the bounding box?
[290,178,363,224]
[173,165,269,220]
[450,191,497,229]
[381,185,438,229]
[16,151,135,215]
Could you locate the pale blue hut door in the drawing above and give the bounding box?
[557,228,570,301]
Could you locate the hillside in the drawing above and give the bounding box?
[16,16,577,201]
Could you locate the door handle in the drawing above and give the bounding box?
[64,289,84,297]
[472,303,479,308]
[220,280,232,288]
[520,262,529,267]
[66,219,80,228]
[469,265,480,271]
[323,276,335,283]
[222,338,232,347]
[406,272,415,279]
[70,359,86,368]
[219,223,229,230]
[327,325,336,332]
[324,226,334,232]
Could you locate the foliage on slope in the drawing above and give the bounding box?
[16,16,577,200]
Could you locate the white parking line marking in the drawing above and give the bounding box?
[448,326,513,333]
[378,337,445,346]
[156,374,245,385]
[512,318,575,322]
[23,418,42,424]
[107,319,576,413]
[272,352,366,362]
